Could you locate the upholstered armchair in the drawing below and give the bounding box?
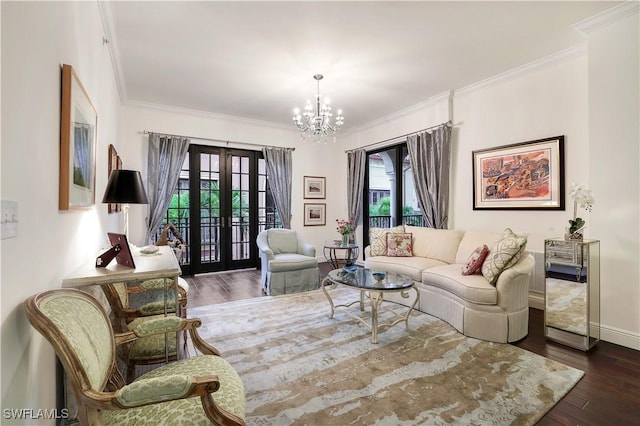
[25,289,245,426]
[256,228,320,295]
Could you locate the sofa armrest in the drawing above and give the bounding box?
[364,245,371,258]
[495,252,534,311]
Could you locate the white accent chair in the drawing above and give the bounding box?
[256,229,320,295]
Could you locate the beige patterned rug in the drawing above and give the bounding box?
[190,287,583,425]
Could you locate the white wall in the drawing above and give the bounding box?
[582,8,639,349]
[1,2,120,422]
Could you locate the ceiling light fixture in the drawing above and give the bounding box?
[292,74,344,143]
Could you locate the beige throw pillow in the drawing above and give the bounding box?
[369,226,404,256]
[481,228,527,285]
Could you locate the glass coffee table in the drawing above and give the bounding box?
[321,267,419,343]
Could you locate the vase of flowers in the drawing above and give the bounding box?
[565,182,594,241]
[336,219,353,246]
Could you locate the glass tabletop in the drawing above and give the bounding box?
[324,240,359,249]
[327,267,414,291]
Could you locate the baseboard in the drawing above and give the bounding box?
[601,325,640,351]
[528,292,545,310]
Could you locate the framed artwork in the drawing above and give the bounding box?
[303,176,326,199]
[303,203,326,226]
[107,144,122,213]
[59,64,98,210]
[472,136,564,210]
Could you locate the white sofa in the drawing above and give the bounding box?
[364,226,534,343]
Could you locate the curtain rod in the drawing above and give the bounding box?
[142,130,295,151]
[345,120,452,153]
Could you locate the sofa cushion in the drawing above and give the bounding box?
[268,253,317,272]
[369,226,404,256]
[423,264,498,305]
[386,233,413,257]
[481,228,528,285]
[365,256,447,282]
[267,229,298,254]
[454,230,502,264]
[461,245,489,275]
[404,226,464,264]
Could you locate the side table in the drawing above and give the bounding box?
[323,241,359,269]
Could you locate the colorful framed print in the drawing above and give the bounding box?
[303,203,326,226]
[472,136,564,210]
[59,64,97,210]
[303,176,326,199]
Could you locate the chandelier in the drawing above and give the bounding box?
[292,74,344,142]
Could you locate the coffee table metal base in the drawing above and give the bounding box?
[321,277,419,343]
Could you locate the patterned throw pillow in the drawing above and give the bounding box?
[461,245,489,275]
[369,226,404,256]
[481,228,527,285]
[386,233,413,257]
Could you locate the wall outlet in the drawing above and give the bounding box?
[1,200,18,239]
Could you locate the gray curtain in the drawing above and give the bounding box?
[263,147,292,229]
[145,134,190,243]
[347,149,367,228]
[406,123,452,229]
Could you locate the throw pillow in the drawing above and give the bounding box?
[369,226,404,256]
[386,233,413,257]
[481,228,527,285]
[461,245,489,275]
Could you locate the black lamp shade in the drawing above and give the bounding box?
[102,170,149,204]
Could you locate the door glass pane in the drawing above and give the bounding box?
[368,150,394,227]
[257,158,280,231]
[200,153,221,264]
[231,155,250,261]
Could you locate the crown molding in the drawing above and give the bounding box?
[97,0,127,104]
[345,90,452,136]
[574,1,640,34]
[125,100,295,132]
[455,44,587,97]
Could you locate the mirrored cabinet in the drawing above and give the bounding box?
[544,238,600,350]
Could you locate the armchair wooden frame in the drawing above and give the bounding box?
[25,289,245,426]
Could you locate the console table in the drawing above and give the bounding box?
[63,245,181,289]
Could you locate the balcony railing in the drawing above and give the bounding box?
[369,214,426,228]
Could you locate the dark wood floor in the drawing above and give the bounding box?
[184,265,640,425]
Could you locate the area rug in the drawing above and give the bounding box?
[190,288,584,425]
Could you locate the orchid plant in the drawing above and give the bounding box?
[568,183,594,235]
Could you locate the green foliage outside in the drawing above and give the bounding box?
[369,196,417,216]
[166,181,249,228]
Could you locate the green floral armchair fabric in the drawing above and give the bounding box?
[24,289,246,425]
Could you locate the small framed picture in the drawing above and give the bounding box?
[303,176,326,199]
[303,203,326,226]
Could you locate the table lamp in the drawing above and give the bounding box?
[102,169,149,242]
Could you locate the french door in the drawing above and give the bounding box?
[165,144,280,275]
[186,146,259,274]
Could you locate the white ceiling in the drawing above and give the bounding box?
[105,1,619,132]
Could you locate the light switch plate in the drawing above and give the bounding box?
[1,200,18,239]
